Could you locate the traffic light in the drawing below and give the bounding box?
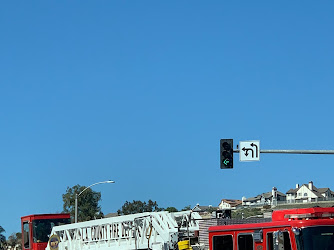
[220,139,233,169]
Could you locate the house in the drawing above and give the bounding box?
[192,203,219,213]
[192,203,231,219]
[192,204,219,218]
[286,181,334,203]
[218,199,242,210]
[242,187,286,207]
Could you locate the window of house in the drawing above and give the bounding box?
[298,193,301,196]
[267,231,292,250]
[213,235,233,250]
[238,234,253,250]
[304,193,307,196]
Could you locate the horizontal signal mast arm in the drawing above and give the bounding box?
[233,149,334,154]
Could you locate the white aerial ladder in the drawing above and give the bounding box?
[45,211,203,250]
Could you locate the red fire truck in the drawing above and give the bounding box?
[21,207,334,250]
[209,207,334,250]
[21,213,70,250]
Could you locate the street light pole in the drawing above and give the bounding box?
[75,180,115,223]
[75,193,78,224]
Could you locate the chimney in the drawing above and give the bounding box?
[242,196,246,205]
[309,181,313,190]
[296,184,299,189]
[272,187,277,206]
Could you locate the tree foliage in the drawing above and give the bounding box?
[165,207,178,213]
[0,226,6,250]
[62,184,103,222]
[181,205,191,211]
[7,232,22,250]
[118,200,163,215]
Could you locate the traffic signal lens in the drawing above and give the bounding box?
[223,142,231,150]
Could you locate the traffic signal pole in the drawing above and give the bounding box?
[220,139,334,169]
[233,149,334,154]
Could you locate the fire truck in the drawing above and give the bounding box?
[43,210,202,250]
[22,207,334,250]
[209,207,334,250]
[21,211,202,250]
[21,213,71,250]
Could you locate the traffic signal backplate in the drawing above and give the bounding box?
[220,139,233,169]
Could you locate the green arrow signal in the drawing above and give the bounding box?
[223,159,230,165]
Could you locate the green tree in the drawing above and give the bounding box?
[7,232,22,250]
[182,205,191,211]
[118,200,163,215]
[62,185,103,222]
[0,226,6,250]
[165,207,178,213]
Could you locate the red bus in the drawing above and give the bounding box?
[208,207,334,250]
[21,213,70,250]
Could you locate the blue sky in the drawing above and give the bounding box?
[1,1,334,237]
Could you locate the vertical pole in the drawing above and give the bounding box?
[75,194,78,223]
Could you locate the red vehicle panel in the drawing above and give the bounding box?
[209,207,334,250]
[21,213,70,250]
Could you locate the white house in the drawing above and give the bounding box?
[218,199,242,210]
[286,181,334,203]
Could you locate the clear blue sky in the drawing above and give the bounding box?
[1,1,334,237]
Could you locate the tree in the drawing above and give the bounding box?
[165,207,178,213]
[182,205,191,211]
[118,200,163,215]
[0,226,6,250]
[7,232,22,250]
[62,185,103,222]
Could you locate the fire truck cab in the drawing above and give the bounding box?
[209,207,334,250]
[21,213,71,250]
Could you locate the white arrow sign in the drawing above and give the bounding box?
[239,141,260,162]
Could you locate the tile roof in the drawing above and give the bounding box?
[221,199,242,207]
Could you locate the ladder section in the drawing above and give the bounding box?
[171,211,202,238]
[45,211,200,250]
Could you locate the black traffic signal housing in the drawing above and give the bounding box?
[220,139,233,169]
